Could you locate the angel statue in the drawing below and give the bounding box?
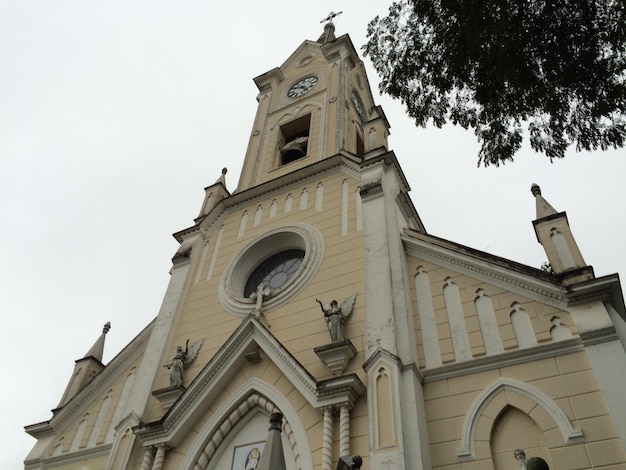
[316,294,357,342]
[164,338,204,387]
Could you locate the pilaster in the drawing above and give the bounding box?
[123,257,192,421]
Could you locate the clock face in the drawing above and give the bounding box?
[351,90,367,121]
[287,76,319,98]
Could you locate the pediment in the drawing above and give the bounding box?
[278,40,327,75]
[134,315,365,447]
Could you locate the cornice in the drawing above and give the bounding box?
[316,374,366,410]
[402,230,569,307]
[173,154,362,242]
[396,191,426,233]
[359,149,411,193]
[567,274,625,316]
[24,443,113,469]
[423,338,584,382]
[403,230,625,315]
[320,34,360,65]
[580,326,619,346]
[133,316,365,445]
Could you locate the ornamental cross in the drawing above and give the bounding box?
[250,283,271,318]
[320,11,342,24]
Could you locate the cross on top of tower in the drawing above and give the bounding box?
[320,11,342,24]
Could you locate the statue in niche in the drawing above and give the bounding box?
[514,449,527,470]
[164,338,204,387]
[316,294,356,342]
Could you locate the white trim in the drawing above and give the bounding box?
[457,377,583,459]
[341,179,348,236]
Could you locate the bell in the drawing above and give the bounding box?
[281,138,307,164]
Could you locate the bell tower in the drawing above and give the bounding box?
[236,21,390,193]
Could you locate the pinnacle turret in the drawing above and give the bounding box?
[531,184,593,284]
[56,322,111,407]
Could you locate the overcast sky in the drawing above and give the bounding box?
[2,2,624,468]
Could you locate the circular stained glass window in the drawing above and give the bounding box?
[219,224,324,316]
[244,249,305,297]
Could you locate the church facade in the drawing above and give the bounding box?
[25,23,626,470]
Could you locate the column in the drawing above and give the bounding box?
[152,443,168,470]
[321,407,334,470]
[339,404,350,458]
[140,446,155,470]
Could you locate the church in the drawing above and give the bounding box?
[24,21,626,470]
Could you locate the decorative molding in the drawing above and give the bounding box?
[219,224,324,315]
[314,340,357,376]
[363,347,401,373]
[186,390,303,470]
[580,326,618,346]
[403,233,569,306]
[457,378,584,459]
[175,154,363,242]
[152,386,185,411]
[423,338,583,382]
[133,316,365,445]
[24,443,113,469]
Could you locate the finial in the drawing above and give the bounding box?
[318,13,339,44]
[531,183,541,197]
[103,321,111,334]
[531,183,558,218]
[320,11,342,24]
[215,167,228,185]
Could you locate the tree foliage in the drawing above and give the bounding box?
[364,0,626,165]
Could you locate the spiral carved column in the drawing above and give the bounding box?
[339,403,350,458]
[322,407,334,470]
[140,446,155,470]
[152,443,168,470]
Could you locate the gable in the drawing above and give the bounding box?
[25,323,152,466]
[133,316,364,469]
[403,231,584,372]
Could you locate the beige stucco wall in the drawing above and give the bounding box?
[138,169,369,468]
[406,257,577,368]
[424,351,626,469]
[45,355,143,459]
